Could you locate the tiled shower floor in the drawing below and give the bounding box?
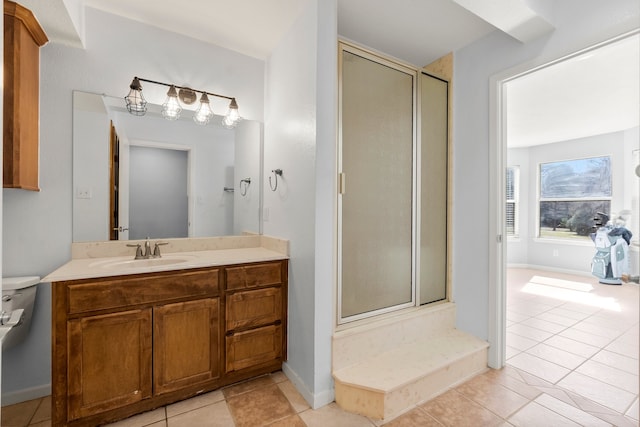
[3,268,638,426]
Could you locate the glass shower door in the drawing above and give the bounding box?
[338,45,416,322]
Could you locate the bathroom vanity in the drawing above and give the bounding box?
[46,236,288,427]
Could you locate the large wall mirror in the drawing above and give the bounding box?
[72,91,262,242]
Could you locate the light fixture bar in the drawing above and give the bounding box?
[124,76,241,128]
[134,77,235,102]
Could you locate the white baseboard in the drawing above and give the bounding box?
[507,263,593,278]
[282,362,335,410]
[2,383,51,406]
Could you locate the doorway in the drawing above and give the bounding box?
[490,30,640,368]
[128,145,189,240]
[491,31,639,420]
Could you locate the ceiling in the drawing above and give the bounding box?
[18,1,640,147]
[506,34,639,148]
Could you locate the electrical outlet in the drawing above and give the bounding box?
[553,249,559,257]
[76,187,92,199]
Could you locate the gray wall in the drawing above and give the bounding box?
[1,6,264,403]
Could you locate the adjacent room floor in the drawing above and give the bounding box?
[3,268,638,426]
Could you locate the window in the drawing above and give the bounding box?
[539,156,611,240]
[506,166,519,237]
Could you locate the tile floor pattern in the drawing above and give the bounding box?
[2,268,638,426]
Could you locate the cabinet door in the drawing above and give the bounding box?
[3,1,48,190]
[226,324,283,372]
[67,309,152,421]
[154,298,221,395]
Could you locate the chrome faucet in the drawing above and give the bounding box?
[143,238,152,258]
[127,238,168,259]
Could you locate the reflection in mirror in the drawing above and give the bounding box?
[72,91,262,242]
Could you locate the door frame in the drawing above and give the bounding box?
[488,29,640,368]
[123,139,193,239]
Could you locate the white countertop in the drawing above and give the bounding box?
[44,247,288,282]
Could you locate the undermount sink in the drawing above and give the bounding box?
[90,255,196,270]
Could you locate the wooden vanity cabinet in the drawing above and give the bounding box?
[3,0,48,190]
[52,260,288,427]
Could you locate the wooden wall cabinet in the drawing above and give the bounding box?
[3,0,48,191]
[52,260,288,427]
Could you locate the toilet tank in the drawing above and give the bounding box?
[2,276,40,350]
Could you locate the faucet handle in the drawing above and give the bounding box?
[126,243,144,259]
[153,242,168,257]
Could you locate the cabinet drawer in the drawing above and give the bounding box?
[66,269,219,314]
[225,324,283,372]
[226,287,282,331]
[225,262,283,290]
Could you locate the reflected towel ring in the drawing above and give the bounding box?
[239,178,251,196]
[269,169,283,191]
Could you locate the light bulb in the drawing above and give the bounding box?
[162,85,182,120]
[193,93,214,125]
[222,98,241,128]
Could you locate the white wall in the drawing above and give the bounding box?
[313,0,338,408]
[234,120,262,235]
[263,0,337,408]
[72,104,110,242]
[507,129,637,275]
[453,0,639,340]
[1,6,264,402]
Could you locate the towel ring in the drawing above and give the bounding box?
[269,169,283,191]
[239,178,251,196]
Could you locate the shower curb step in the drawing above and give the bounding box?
[333,330,489,422]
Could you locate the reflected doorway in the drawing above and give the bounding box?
[128,145,189,240]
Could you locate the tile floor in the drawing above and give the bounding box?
[2,268,638,426]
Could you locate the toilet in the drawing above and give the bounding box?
[1,276,40,349]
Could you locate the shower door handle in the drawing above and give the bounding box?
[339,173,346,194]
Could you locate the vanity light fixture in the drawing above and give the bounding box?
[124,76,241,128]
